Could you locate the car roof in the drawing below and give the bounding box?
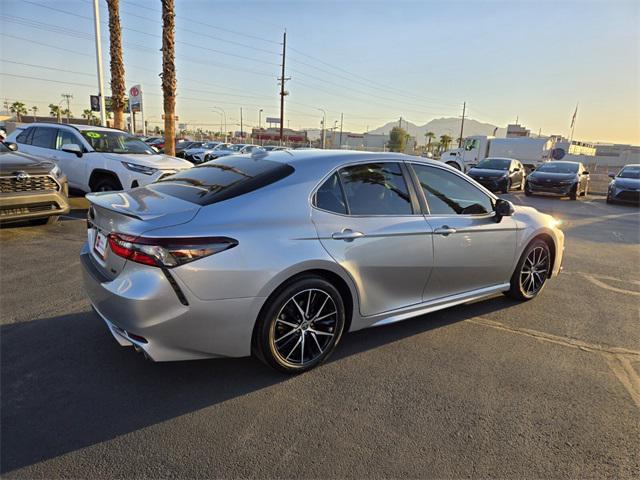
[482,157,517,161]
[22,122,128,133]
[252,149,439,171]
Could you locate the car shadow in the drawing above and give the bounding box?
[0,295,519,474]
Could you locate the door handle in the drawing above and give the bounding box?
[434,226,457,236]
[331,229,365,241]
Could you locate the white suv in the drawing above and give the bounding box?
[5,123,192,192]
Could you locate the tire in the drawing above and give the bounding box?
[524,182,532,196]
[606,195,613,204]
[580,184,588,197]
[501,180,510,194]
[253,276,346,373]
[569,184,578,200]
[93,176,122,192]
[505,238,551,301]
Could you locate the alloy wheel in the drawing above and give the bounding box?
[269,288,338,368]
[520,246,549,297]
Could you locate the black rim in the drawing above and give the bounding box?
[520,246,549,296]
[269,288,338,367]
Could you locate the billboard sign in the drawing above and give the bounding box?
[265,117,280,124]
[90,95,129,112]
[129,85,142,113]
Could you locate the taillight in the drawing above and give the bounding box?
[107,233,237,268]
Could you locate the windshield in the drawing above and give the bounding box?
[81,130,155,154]
[536,162,579,174]
[618,166,640,179]
[475,158,510,170]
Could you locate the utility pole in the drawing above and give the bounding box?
[317,108,326,149]
[339,113,344,148]
[92,0,106,126]
[399,116,402,130]
[240,107,243,139]
[458,101,466,148]
[61,93,73,124]
[278,31,289,145]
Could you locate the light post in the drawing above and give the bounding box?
[317,108,326,149]
[258,109,263,129]
[211,106,227,142]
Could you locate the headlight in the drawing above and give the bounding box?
[121,162,158,175]
[49,164,63,178]
[550,217,563,228]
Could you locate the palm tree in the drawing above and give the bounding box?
[107,0,126,130]
[31,106,38,122]
[82,109,97,125]
[424,131,435,152]
[161,0,177,156]
[49,104,62,122]
[10,102,27,122]
[440,134,453,152]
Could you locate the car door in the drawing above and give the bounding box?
[54,129,87,190]
[408,162,517,301]
[26,126,58,160]
[579,163,589,193]
[510,160,523,188]
[311,162,434,317]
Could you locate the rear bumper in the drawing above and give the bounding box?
[80,242,264,361]
[0,178,70,222]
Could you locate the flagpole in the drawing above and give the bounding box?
[569,102,578,146]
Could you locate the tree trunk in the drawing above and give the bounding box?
[161,0,176,156]
[107,0,126,131]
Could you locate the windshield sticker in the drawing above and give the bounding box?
[86,132,101,138]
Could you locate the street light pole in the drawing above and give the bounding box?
[317,108,326,149]
[258,109,263,129]
[92,0,106,126]
[212,106,227,142]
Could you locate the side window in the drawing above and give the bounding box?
[315,172,347,214]
[15,127,33,144]
[56,129,83,150]
[412,164,494,215]
[338,162,412,215]
[30,127,57,149]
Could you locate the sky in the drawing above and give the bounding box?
[0,0,638,144]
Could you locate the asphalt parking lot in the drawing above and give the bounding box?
[1,192,639,478]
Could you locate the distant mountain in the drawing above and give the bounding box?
[369,117,506,145]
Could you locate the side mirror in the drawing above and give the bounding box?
[494,198,514,222]
[513,167,520,172]
[582,171,589,175]
[61,143,83,157]
[4,142,18,151]
[608,173,615,179]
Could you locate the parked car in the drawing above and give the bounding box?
[5,123,192,192]
[81,150,564,373]
[524,161,589,200]
[143,136,162,144]
[0,141,70,224]
[262,146,288,152]
[183,141,223,164]
[607,164,640,205]
[466,157,525,193]
[207,143,260,160]
[175,141,203,158]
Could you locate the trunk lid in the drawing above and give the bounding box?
[85,186,200,279]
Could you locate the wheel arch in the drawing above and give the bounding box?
[252,265,358,346]
[89,169,123,191]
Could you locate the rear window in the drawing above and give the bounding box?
[152,156,294,206]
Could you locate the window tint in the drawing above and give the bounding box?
[339,162,412,215]
[152,156,294,206]
[31,127,57,149]
[15,127,33,144]
[56,129,83,150]
[412,164,493,215]
[315,173,347,214]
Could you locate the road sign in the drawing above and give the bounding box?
[265,117,280,124]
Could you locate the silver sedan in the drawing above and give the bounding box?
[81,150,564,372]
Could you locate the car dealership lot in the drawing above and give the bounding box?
[1,193,639,478]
